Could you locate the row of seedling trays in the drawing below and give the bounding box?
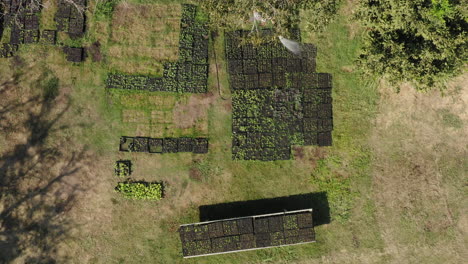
[179,209,315,257]
[228,57,315,76]
[106,67,209,93]
[232,145,292,161]
[119,136,209,154]
[228,73,331,93]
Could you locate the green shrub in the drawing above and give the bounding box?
[356,0,467,91]
[115,182,163,200]
[95,0,120,20]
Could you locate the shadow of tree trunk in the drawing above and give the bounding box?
[0,64,89,263]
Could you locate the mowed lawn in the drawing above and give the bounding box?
[0,0,466,264]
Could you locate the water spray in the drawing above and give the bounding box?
[248,11,303,56]
[278,36,303,56]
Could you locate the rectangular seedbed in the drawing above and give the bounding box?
[23,30,39,44]
[132,137,149,152]
[115,160,132,177]
[41,30,57,45]
[63,47,84,62]
[0,44,18,58]
[179,209,315,258]
[178,138,194,152]
[119,136,134,152]
[163,138,179,153]
[148,138,163,153]
[120,136,208,154]
[193,138,209,154]
[318,131,332,146]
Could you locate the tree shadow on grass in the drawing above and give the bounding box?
[0,68,88,263]
[199,192,330,226]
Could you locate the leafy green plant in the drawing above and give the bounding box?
[283,215,299,230]
[94,0,120,20]
[115,181,163,200]
[431,0,452,21]
[356,0,467,91]
[114,161,131,177]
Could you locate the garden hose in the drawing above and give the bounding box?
[211,31,229,101]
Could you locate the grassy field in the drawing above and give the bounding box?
[0,0,466,263]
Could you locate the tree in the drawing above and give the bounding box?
[196,0,341,38]
[356,0,467,91]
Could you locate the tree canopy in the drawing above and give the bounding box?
[356,0,467,91]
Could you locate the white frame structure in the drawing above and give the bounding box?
[180,209,315,258]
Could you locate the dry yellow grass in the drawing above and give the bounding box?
[0,58,100,264]
[114,91,210,137]
[122,109,149,123]
[172,93,214,131]
[107,3,181,75]
[148,95,177,109]
[368,76,468,263]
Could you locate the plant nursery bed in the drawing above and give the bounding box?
[115,160,132,177]
[226,29,333,161]
[179,209,315,258]
[120,136,208,154]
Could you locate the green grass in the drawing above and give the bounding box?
[0,1,386,263]
[0,0,465,262]
[93,0,121,21]
[67,5,382,263]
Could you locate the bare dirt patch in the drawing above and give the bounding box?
[292,146,329,170]
[87,41,102,62]
[189,167,202,181]
[172,93,215,131]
